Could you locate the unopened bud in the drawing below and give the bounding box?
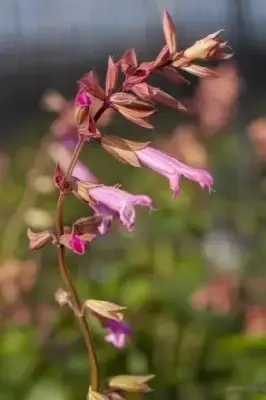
[75,91,91,124]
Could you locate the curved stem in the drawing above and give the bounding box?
[56,134,101,391]
[93,102,109,122]
[56,192,99,390]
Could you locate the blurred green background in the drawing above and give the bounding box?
[2,1,266,399]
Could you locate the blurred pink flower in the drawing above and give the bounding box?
[0,260,39,304]
[10,303,32,326]
[248,118,266,161]
[48,142,99,182]
[245,306,266,337]
[194,64,241,133]
[191,275,239,314]
[157,125,208,169]
[104,318,132,349]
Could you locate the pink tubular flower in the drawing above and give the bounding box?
[69,234,88,255]
[89,186,154,231]
[135,146,213,197]
[104,318,132,349]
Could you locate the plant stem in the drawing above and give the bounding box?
[56,191,99,390]
[55,105,106,392]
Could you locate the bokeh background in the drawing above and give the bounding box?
[1,1,266,399]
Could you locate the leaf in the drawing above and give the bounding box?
[152,89,187,111]
[83,299,126,321]
[169,54,190,69]
[159,66,189,84]
[130,83,157,101]
[162,11,177,54]
[101,135,150,167]
[40,89,67,112]
[180,64,219,78]
[79,233,98,242]
[119,48,138,75]
[73,215,103,235]
[103,135,150,151]
[27,228,53,250]
[153,45,170,68]
[110,93,156,128]
[105,56,119,97]
[70,179,102,205]
[111,94,155,115]
[121,48,138,68]
[108,375,155,393]
[79,71,106,101]
[110,92,139,106]
[123,61,154,89]
[113,105,154,129]
[207,29,225,40]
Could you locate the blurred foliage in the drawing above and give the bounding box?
[1,99,266,400]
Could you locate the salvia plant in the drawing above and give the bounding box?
[27,11,232,400]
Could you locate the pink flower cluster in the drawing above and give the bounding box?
[68,94,214,264]
[64,92,214,348]
[35,11,228,356]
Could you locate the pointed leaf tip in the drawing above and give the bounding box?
[101,135,150,167]
[105,56,119,97]
[79,70,106,101]
[108,374,155,393]
[162,11,177,54]
[83,299,126,321]
[119,48,138,75]
[27,228,53,250]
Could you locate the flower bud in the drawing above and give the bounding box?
[75,91,91,125]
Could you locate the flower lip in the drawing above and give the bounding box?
[89,186,154,232]
[104,318,132,349]
[106,318,132,335]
